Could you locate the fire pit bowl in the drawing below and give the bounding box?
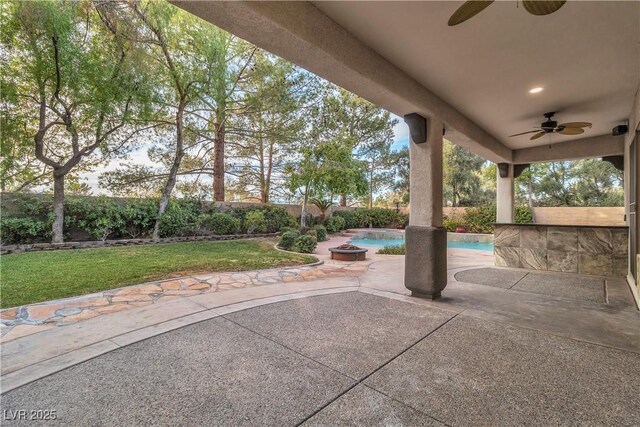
[329,244,368,261]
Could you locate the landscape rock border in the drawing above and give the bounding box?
[0,233,279,255]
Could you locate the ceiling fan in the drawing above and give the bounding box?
[448,1,566,26]
[509,112,592,140]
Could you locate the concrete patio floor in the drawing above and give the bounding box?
[1,238,639,425]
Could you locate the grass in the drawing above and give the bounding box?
[0,239,316,309]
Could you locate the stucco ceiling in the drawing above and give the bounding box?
[312,1,639,150]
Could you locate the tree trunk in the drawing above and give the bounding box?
[340,194,347,207]
[300,185,309,227]
[369,163,374,208]
[153,100,186,239]
[213,121,225,201]
[263,140,274,204]
[51,171,65,243]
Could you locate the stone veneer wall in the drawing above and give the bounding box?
[494,224,628,277]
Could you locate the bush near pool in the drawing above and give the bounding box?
[295,235,318,253]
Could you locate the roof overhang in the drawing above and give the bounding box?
[171,1,639,164]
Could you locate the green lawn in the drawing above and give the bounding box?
[0,239,316,308]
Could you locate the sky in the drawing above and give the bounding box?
[390,114,410,151]
[83,114,410,195]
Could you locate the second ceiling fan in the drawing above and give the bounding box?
[448,1,566,26]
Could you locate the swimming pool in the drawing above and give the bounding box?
[349,230,494,252]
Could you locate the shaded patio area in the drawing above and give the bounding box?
[2,290,638,426]
[1,249,638,425]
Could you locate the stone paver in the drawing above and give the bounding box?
[0,254,370,343]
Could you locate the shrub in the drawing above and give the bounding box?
[353,209,371,227]
[515,206,534,224]
[279,231,299,250]
[279,226,298,236]
[65,197,125,241]
[333,210,356,229]
[229,205,295,233]
[313,225,327,242]
[199,213,241,235]
[245,210,267,234]
[334,208,402,229]
[295,234,317,253]
[397,213,409,228]
[443,211,465,232]
[461,205,496,234]
[306,228,318,240]
[262,205,297,232]
[0,217,51,244]
[324,215,346,233]
[377,244,406,255]
[157,199,203,237]
[8,193,51,219]
[121,199,158,238]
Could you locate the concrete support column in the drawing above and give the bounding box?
[404,115,447,299]
[496,163,515,223]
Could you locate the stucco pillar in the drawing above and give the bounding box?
[404,114,447,299]
[496,164,515,223]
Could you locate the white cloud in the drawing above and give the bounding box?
[391,114,409,151]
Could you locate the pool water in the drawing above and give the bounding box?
[349,237,494,252]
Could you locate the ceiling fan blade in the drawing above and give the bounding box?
[558,127,585,135]
[448,1,494,26]
[530,131,547,140]
[558,122,592,129]
[509,130,541,137]
[523,0,566,16]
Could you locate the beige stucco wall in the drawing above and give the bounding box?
[531,207,625,226]
[442,206,625,226]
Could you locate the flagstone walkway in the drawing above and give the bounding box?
[0,259,370,343]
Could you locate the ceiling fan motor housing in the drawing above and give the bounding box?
[541,120,557,131]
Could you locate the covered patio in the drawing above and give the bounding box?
[172,0,639,305]
[1,1,639,425]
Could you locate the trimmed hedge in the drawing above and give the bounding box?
[199,213,241,235]
[0,217,51,244]
[1,195,298,244]
[333,208,407,229]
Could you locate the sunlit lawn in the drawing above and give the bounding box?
[0,239,316,308]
